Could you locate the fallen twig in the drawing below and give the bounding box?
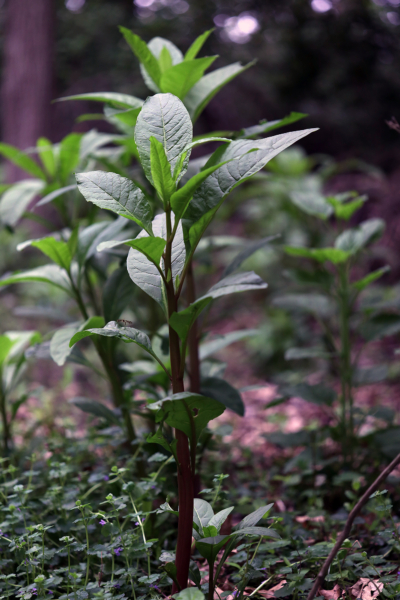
[307,451,400,600]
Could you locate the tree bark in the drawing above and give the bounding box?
[2,0,54,182]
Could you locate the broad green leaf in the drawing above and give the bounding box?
[169,297,212,342]
[57,92,143,109]
[102,267,133,323]
[58,133,82,185]
[208,507,234,533]
[127,213,185,310]
[193,498,214,534]
[141,37,183,92]
[353,266,390,292]
[171,160,233,222]
[202,525,218,538]
[199,329,259,360]
[326,193,367,221]
[232,526,279,538]
[150,137,175,204]
[184,62,254,122]
[173,588,205,600]
[239,112,307,137]
[80,130,124,160]
[36,184,77,207]
[354,364,388,386]
[186,129,318,249]
[120,27,161,87]
[272,293,334,317]
[69,320,164,367]
[126,236,166,265]
[0,265,73,295]
[237,504,274,529]
[37,137,56,176]
[184,29,214,61]
[170,272,267,342]
[104,106,141,129]
[0,179,45,226]
[77,217,128,267]
[0,336,14,365]
[222,235,279,278]
[18,236,73,271]
[200,377,244,416]
[0,143,46,180]
[195,535,229,562]
[5,331,41,359]
[334,219,385,254]
[50,321,83,366]
[153,392,225,441]
[147,428,177,460]
[69,397,120,425]
[76,171,153,234]
[134,93,193,185]
[160,56,217,100]
[159,45,173,72]
[285,246,351,265]
[290,182,333,219]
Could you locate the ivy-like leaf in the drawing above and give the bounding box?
[76,171,153,235]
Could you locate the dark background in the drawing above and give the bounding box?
[1,0,400,180]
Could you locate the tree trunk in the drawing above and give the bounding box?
[2,0,54,182]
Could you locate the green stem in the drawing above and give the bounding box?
[129,495,151,575]
[338,263,354,461]
[116,516,136,598]
[0,383,10,456]
[83,518,90,587]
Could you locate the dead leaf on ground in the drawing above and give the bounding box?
[349,578,384,600]
[245,579,287,598]
[319,584,341,599]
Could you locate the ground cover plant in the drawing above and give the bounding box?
[0,27,400,600]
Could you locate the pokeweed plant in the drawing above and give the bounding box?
[271,188,400,464]
[65,88,316,590]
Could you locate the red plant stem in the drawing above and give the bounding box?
[165,213,194,593]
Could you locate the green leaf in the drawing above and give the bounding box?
[77,217,128,267]
[134,93,193,186]
[326,193,367,221]
[239,112,307,137]
[0,336,14,366]
[57,92,144,109]
[285,246,351,265]
[150,137,175,204]
[353,266,390,292]
[186,129,318,249]
[237,504,274,529]
[290,184,333,219]
[173,588,205,600]
[0,143,46,180]
[153,392,225,442]
[232,526,279,538]
[171,160,233,222]
[120,27,161,87]
[285,347,331,360]
[334,219,385,254]
[0,179,45,226]
[0,265,73,295]
[102,267,133,322]
[36,184,77,207]
[126,236,166,266]
[222,235,279,278]
[69,397,120,425]
[50,321,83,367]
[200,377,244,416]
[18,236,73,271]
[354,364,388,386]
[127,213,185,310]
[195,535,229,562]
[199,329,259,360]
[58,133,82,185]
[159,45,173,72]
[76,171,153,234]
[193,499,214,534]
[184,29,214,61]
[140,37,183,91]
[160,56,217,100]
[170,272,267,342]
[37,137,56,176]
[271,293,334,317]
[147,428,177,461]
[184,62,254,122]
[208,507,234,533]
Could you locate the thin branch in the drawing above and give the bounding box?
[307,451,400,600]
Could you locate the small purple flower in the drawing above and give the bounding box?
[113,583,121,589]
[233,591,239,598]
[114,547,123,556]
[32,588,37,596]
[103,475,109,481]
[48,592,54,595]
[99,519,107,526]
